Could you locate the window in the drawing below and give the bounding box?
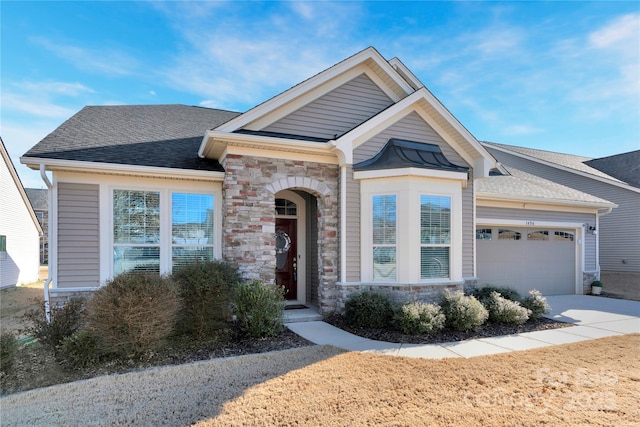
[113,190,215,275]
[554,231,574,241]
[275,198,297,216]
[476,228,492,240]
[372,195,396,280]
[420,195,450,279]
[113,190,161,274]
[0,235,6,260]
[528,230,549,241]
[172,193,214,269]
[498,229,521,240]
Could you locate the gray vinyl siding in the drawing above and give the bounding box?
[262,73,393,140]
[57,182,100,288]
[353,112,468,166]
[345,166,361,282]
[476,206,597,270]
[350,111,474,279]
[487,148,640,273]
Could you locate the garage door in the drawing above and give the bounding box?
[476,227,576,295]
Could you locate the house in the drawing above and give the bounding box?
[21,47,616,312]
[483,143,639,289]
[25,188,49,265]
[1,138,43,288]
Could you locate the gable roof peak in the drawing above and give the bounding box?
[211,46,415,134]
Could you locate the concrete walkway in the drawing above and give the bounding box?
[286,295,640,359]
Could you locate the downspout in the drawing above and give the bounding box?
[594,206,613,280]
[39,164,53,322]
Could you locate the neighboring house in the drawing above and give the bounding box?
[21,47,616,312]
[483,143,639,288]
[1,138,42,288]
[25,188,49,264]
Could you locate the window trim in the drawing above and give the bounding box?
[360,175,463,283]
[107,183,220,278]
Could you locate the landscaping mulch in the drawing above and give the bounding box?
[324,314,571,344]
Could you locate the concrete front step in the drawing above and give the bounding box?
[283,307,323,323]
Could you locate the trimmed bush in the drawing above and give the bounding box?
[521,289,551,319]
[87,272,180,356]
[173,260,241,339]
[344,292,394,328]
[486,292,531,325]
[440,290,489,331]
[394,301,446,335]
[232,280,286,338]
[0,332,18,375]
[57,330,101,369]
[24,298,86,352]
[473,286,522,305]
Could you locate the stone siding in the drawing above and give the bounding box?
[333,282,467,314]
[221,155,339,313]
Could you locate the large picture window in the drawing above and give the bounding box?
[372,194,396,280]
[113,190,215,275]
[420,195,450,279]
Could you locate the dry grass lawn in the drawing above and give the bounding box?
[2,334,638,426]
[0,283,43,334]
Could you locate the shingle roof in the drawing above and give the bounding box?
[24,105,240,172]
[584,150,640,188]
[476,166,615,206]
[24,188,48,211]
[482,141,626,184]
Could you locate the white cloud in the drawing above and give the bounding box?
[32,37,140,76]
[20,81,95,96]
[589,13,639,51]
[153,2,362,110]
[502,124,544,136]
[1,92,76,118]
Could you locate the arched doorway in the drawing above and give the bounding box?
[275,190,306,304]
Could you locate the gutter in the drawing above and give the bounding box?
[39,164,53,322]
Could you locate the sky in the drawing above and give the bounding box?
[1,1,639,189]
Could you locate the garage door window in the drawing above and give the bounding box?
[476,228,492,240]
[554,231,574,241]
[528,230,549,241]
[498,229,521,240]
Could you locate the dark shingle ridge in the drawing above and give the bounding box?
[24,105,241,172]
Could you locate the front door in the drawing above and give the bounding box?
[275,218,297,300]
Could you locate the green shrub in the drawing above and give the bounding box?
[232,280,286,338]
[173,260,241,339]
[394,301,446,335]
[521,289,551,319]
[24,298,86,352]
[87,272,180,356]
[57,330,101,370]
[473,286,522,304]
[0,332,18,375]
[344,292,394,328]
[440,290,489,331]
[485,292,531,325]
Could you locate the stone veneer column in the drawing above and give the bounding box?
[221,154,339,313]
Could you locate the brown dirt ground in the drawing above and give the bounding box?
[0,282,43,335]
[1,335,638,426]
